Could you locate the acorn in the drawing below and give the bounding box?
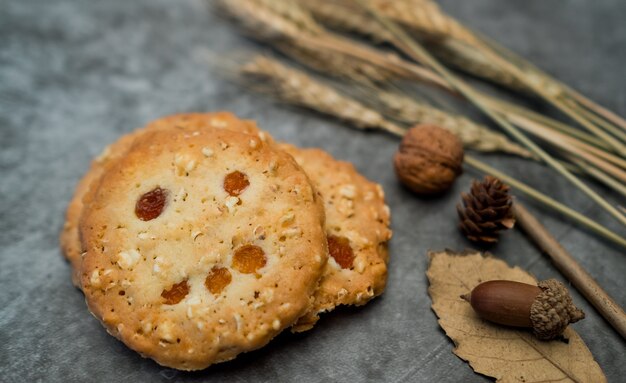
[461,279,585,340]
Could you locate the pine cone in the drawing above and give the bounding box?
[457,176,515,243]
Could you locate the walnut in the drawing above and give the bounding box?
[393,125,464,195]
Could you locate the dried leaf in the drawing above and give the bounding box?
[427,250,605,383]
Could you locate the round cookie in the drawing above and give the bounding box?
[60,112,267,287]
[78,125,327,370]
[279,144,392,332]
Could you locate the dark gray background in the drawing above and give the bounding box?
[1,0,624,382]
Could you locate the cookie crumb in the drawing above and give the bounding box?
[355,259,366,273]
[174,154,196,176]
[281,227,302,238]
[253,225,266,240]
[224,196,240,212]
[339,185,357,199]
[201,147,214,157]
[141,321,153,334]
[210,117,228,128]
[90,270,101,287]
[272,319,281,330]
[233,314,242,332]
[279,213,295,226]
[157,321,175,343]
[174,187,188,202]
[117,249,141,270]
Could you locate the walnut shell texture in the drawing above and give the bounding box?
[393,125,464,195]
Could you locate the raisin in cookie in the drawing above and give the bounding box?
[78,125,326,370]
[279,144,392,332]
[60,112,266,287]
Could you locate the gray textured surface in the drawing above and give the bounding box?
[1,0,625,381]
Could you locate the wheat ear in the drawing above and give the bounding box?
[373,90,533,158]
[300,1,527,92]
[218,0,447,87]
[240,56,534,158]
[367,0,479,46]
[240,56,405,135]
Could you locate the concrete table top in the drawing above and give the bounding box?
[1,0,624,381]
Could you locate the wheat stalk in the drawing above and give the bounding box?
[275,42,397,84]
[298,0,394,43]
[364,0,530,91]
[566,155,626,199]
[300,1,527,93]
[366,0,479,46]
[472,39,626,154]
[371,90,533,157]
[217,0,310,40]
[478,30,626,133]
[221,0,623,161]
[312,0,626,136]
[236,58,626,249]
[240,56,536,158]
[251,0,322,35]
[297,0,624,143]
[355,0,626,228]
[398,0,626,153]
[240,56,405,135]
[425,39,528,92]
[218,0,446,87]
[463,156,626,249]
[221,0,626,203]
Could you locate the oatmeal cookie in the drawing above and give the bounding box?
[78,123,326,370]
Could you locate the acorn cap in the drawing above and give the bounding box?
[530,279,585,340]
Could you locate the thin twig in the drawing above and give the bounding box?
[495,109,625,168]
[513,203,626,339]
[475,27,626,134]
[505,114,626,182]
[566,155,626,200]
[570,91,626,133]
[564,98,626,144]
[483,97,611,150]
[466,25,626,153]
